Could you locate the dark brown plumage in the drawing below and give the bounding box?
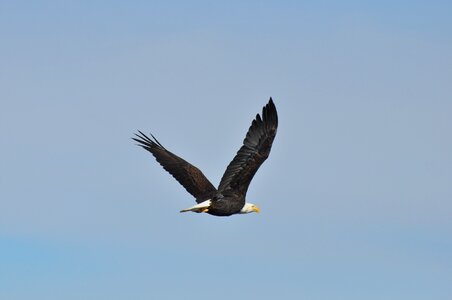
[133,98,278,216]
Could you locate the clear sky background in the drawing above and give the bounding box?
[1,1,451,299]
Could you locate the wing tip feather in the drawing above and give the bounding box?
[132,130,166,151]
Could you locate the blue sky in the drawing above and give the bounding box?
[1,1,451,299]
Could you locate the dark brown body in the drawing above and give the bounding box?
[207,193,245,216]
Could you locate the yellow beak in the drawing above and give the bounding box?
[253,206,260,213]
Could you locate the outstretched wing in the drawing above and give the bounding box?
[218,98,278,197]
[133,131,217,203]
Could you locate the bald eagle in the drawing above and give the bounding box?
[133,98,278,216]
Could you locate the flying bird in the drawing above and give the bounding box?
[133,98,278,217]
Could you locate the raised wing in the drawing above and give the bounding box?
[218,98,278,196]
[133,131,217,203]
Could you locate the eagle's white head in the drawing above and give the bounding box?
[240,203,260,214]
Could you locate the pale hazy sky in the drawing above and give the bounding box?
[1,1,451,299]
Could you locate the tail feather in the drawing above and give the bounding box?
[180,200,211,213]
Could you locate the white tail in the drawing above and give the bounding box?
[180,200,212,213]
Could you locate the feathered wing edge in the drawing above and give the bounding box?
[132,131,217,203]
[217,98,278,196]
